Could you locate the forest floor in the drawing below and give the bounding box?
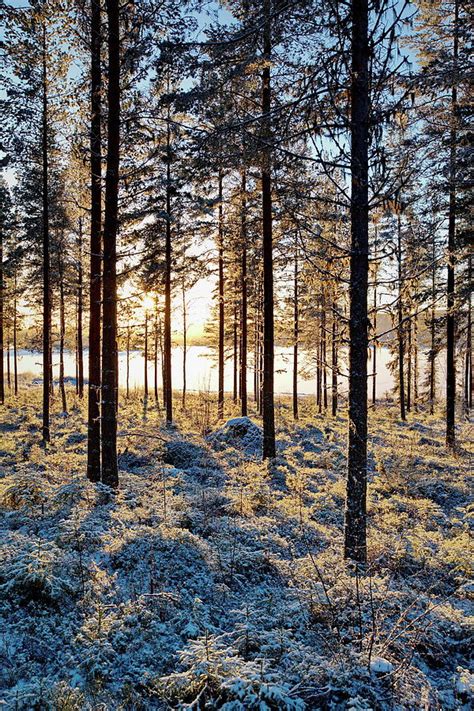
[0,387,472,710]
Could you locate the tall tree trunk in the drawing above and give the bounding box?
[58,254,67,414]
[182,283,187,409]
[407,316,412,412]
[331,301,338,417]
[144,312,148,400]
[217,168,225,419]
[343,0,369,564]
[322,293,327,411]
[429,247,436,414]
[233,303,238,403]
[126,325,130,398]
[87,0,102,481]
[240,169,248,416]
[446,0,458,449]
[77,218,84,398]
[372,226,378,405]
[0,221,4,405]
[163,100,173,424]
[293,235,299,420]
[154,303,159,406]
[101,0,120,487]
[13,271,18,396]
[397,214,406,421]
[261,0,275,459]
[41,19,51,443]
[6,329,10,390]
[465,254,472,412]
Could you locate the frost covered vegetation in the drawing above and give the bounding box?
[0,388,472,709]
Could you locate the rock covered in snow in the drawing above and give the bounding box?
[370,657,393,675]
[207,416,263,455]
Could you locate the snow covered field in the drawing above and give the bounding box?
[0,390,472,709]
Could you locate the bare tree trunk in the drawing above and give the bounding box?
[261,0,275,459]
[233,303,238,403]
[446,0,458,449]
[163,97,173,424]
[0,224,4,405]
[154,303,159,407]
[217,168,225,419]
[331,301,338,417]
[58,254,67,414]
[101,0,120,487]
[293,236,299,420]
[465,254,472,412]
[42,19,51,443]
[429,235,436,414]
[126,325,130,399]
[13,271,18,396]
[372,227,378,405]
[77,218,84,398]
[240,169,248,416]
[397,214,406,421]
[182,284,187,409]
[87,0,102,481]
[6,328,10,390]
[407,316,412,413]
[144,312,148,400]
[344,0,369,564]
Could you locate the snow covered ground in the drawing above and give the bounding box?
[0,390,472,709]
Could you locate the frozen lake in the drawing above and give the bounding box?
[11,345,446,398]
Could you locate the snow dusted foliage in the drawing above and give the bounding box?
[0,391,472,709]
[207,417,263,456]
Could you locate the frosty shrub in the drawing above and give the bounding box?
[0,535,74,603]
[0,470,50,510]
[156,632,305,709]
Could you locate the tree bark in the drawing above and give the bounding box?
[13,270,18,395]
[343,0,369,564]
[397,214,406,421]
[58,252,67,414]
[101,0,120,487]
[293,235,299,420]
[182,283,187,409]
[217,169,225,419]
[87,0,102,481]
[240,169,248,416]
[0,216,4,405]
[144,312,148,400]
[41,19,51,443]
[77,218,84,398]
[163,101,173,424]
[446,0,458,449]
[261,0,275,459]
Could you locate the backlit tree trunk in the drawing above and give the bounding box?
[344,0,369,564]
[101,0,120,487]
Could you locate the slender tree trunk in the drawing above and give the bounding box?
[182,284,187,409]
[154,304,159,407]
[372,227,378,405]
[217,168,225,419]
[58,255,67,414]
[293,236,299,420]
[429,236,436,414]
[240,170,248,416]
[101,0,120,487]
[41,20,51,443]
[446,0,458,449]
[6,329,10,390]
[465,254,472,411]
[163,100,173,424]
[77,218,84,398]
[144,312,148,400]
[331,301,338,417]
[13,271,18,395]
[261,0,275,458]
[126,325,130,398]
[344,0,369,564]
[87,0,102,481]
[233,303,238,403]
[0,224,4,405]
[397,214,406,421]
[322,294,327,411]
[407,316,412,412]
